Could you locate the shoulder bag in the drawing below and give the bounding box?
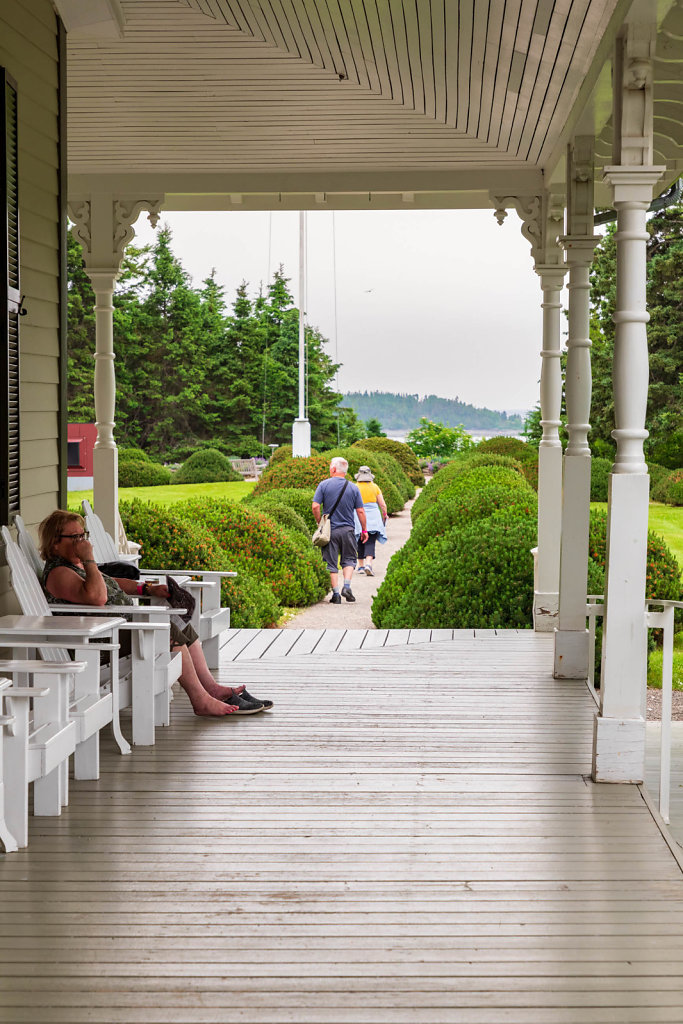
[312,479,349,547]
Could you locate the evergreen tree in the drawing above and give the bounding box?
[590,207,683,467]
[66,230,96,422]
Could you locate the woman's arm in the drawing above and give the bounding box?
[45,539,108,605]
[376,489,388,521]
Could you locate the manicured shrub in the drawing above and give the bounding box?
[118,498,280,627]
[252,454,332,496]
[408,479,537,554]
[373,508,538,629]
[243,487,318,532]
[476,436,530,459]
[588,508,681,604]
[668,481,683,506]
[119,459,172,488]
[119,447,151,463]
[590,457,612,502]
[352,446,415,502]
[652,468,683,505]
[174,497,328,606]
[648,462,671,497]
[268,443,319,464]
[174,448,242,484]
[352,436,424,485]
[248,499,309,538]
[412,459,528,521]
[320,447,406,514]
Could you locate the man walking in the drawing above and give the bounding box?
[312,457,368,603]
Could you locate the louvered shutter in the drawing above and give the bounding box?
[1,69,20,524]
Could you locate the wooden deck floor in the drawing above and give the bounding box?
[2,630,683,1023]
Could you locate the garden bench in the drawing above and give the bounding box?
[0,660,82,849]
[230,457,260,478]
[3,526,181,749]
[79,501,235,670]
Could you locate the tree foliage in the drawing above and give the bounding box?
[590,207,683,468]
[406,418,476,459]
[67,228,344,457]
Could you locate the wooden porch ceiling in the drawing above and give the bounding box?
[61,0,648,211]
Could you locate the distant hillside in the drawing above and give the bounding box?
[342,391,525,432]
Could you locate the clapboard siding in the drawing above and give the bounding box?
[0,0,61,615]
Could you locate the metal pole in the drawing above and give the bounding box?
[298,210,306,420]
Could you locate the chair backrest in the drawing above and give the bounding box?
[81,500,119,563]
[13,515,44,576]
[1,526,68,664]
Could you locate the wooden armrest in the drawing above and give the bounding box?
[3,686,50,699]
[140,569,238,578]
[118,622,170,632]
[20,642,121,653]
[48,603,184,617]
[0,659,86,674]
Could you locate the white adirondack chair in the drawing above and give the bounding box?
[81,500,235,669]
[0,662,80,849]
[2,526,181,749]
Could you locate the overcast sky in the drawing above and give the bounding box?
[132,209,548,415]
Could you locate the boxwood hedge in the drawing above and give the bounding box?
[174,448,242,484]
[119,499,280,628]
[174,497,328,606]
[119,459,172,488]
[352,436,424,485]
[411,454,526,521]
[243,487,318,532]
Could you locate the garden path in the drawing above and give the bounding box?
[284,496,416,630]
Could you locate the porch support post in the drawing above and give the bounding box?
[534,266,565,629]
[490,190,565,632]
[68,195,162,539]
[554,138,600,678]
[592,25,665,782]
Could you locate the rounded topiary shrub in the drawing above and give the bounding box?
[268,443,319,465]
[408,479,538,555]
[668,480,683,506]
[252,454,332,496]
[353,446,415,502]
[476,436,530,459]
[119,459,172,488]
[648,462,671,497]
[411,454,526,521]
[373,508,537,630]
[590,457,612,502]
[652,468,683,505]
[243,487,317,532]
[118,498,280,628]
[320,447,406,515]
[174,448,242,484]
[248,499,309,538]
[588,508,681,603]
[174,497,328,606]
[353,436,424,485]
[119,447,151,463]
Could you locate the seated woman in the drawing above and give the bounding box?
[38,510,270,718]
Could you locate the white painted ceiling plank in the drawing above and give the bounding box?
[477,0,506,142]
[249,0,288,48]
[444,0,459,127]
[349,0,382,93]
[324,0,363,86]
[360,0,393,98]
[514,0,576,158]
[298,0,338,75]
[431,0,447,123]
[375,1,404,103]
[402,0,426,115]
[457,0,474,131]
[496,0,537,151]
[415,1,436,119]
[467,0,491,136]
[487,0,523,145]
[388,2,415,110]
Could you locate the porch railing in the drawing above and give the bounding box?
[587,596,681,824]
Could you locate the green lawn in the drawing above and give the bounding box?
[68,480,256,509]
[591,501,683,569]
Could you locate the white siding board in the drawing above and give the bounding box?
[21,438,60,472]
[20,381,58,412]
[21,464,59,499]
[19,325,59,359]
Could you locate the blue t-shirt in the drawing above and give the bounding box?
[313,477,363,529]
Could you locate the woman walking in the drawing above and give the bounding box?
[354,466,388,576]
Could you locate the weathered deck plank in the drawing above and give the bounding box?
[1,631,682,1023]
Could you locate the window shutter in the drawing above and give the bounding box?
[1,68,20,524]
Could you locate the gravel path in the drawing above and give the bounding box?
[284,497,416,630]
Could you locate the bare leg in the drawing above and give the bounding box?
[178,645,239,716]
[188,641,244,701]
[342,566,354,586]
[329,571,339,590]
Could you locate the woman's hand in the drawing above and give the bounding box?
[146,583,170,599]
[73,537,97,563]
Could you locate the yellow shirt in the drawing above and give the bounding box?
[357,481,381,504]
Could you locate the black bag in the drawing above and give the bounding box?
[98,560,140,580]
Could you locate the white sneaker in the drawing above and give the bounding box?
[364,566,375,576]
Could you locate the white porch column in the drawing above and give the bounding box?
[490,191,566,632]
[69,195,162,539]
[554,138,600,678]
[592,26,665,782]
[534,264,565,630]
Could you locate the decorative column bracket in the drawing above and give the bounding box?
[68,197,163,268]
